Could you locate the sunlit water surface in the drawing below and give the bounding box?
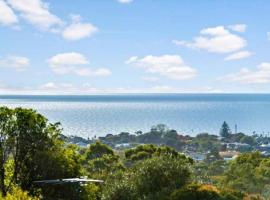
[0,94,269,138]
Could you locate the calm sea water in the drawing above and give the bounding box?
[0,94,270,138]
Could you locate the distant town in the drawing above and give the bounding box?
[63,122,270,161]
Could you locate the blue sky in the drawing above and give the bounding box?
[1,0,270,94]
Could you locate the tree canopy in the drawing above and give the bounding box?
[220,121,231,138]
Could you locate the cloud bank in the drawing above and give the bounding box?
[127,55,197,80]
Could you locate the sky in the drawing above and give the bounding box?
[1,0,270,94]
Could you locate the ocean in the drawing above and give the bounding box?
[0,94,270,138]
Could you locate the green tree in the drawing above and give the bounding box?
[87,154,124,180]
[84,142,123,181]
[0,107,15,196]
[11,108,63,191]
[4,186,39,200]
[222,152,263,193]
[254,158,270,197]
[85,141,114,160]
[0,107,63,195]
[170,184,221,200]
[102,155,192,200]
[170,184,243,200]
[240,135,256,146]
[220,121,231,138]
[191,133,221,152]
[124,144,190,163]
[0,107,83,198]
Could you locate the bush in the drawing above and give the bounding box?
[4,186,39,200]
[170,184,244,200]
[102,155,192,200]
[170,184,221,200]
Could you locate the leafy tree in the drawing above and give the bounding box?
[0,107,15,196]
[85,141,114,160]
[170,184,244,200]
[84,142,124,180]
[222,152,263,193]
[240,135,256,146]
[220,121,231,138]
[11,108,65,191]
[87,154,124,180]
[4,186,39,200]
[254,159,270,198]
[0,107,84,199]
[0,107,63,195]
[124,144,190,163]
[191,133,221,152]
[170,184,221,200]
[125,144,156,161]
[102,155,192,200]
[207,160,228,176]
[227,132,245,143]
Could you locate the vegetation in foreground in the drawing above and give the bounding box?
[0,107,270,199]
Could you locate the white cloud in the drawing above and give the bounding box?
[48,52,89,68]
[62,15,98,41]
[117,0,133,3]
[0,0,18,25]
[48,52,111,77]
[220,62,270,84]
[2,1,98,41]
[125,56,138,64]
[225,51,253,61]
[228,24,247,33]
[173,26,247,54]
[7,0,63,31]
[0,55,29,71]
[127,55,197,80]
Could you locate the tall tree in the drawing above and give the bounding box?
[0,107,78,197]
[219,121,231,138]
[0,107,15,196]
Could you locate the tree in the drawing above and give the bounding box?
[102,155,192,200]
[0,107,82,198]
[10,108,63,191]
[191,133,221,152]
[222,152,263,193]
[170,184,221,200]
[125,144,157,161]
[0,107,15,196]
[84,142,123,180]
[170,184,243,200]
[220,121,231,138]
[240,136,256,146]
[85,141,114,160]
[124,144,190,163]
[0,107,63,195]
[4,186,39,200]
[86,154,124,180]
[254,158,270,198]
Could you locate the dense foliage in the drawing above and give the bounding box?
[0,107,269,199]
[0,107,82,199]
